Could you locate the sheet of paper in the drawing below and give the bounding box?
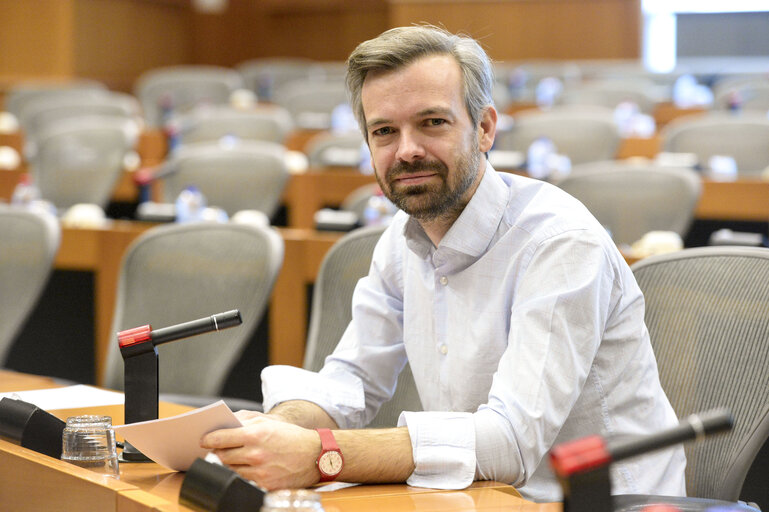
[113,400,241,471]
[0,384,124,410]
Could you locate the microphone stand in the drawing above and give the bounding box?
[118,310,242,462]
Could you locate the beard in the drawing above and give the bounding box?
[375,144,482,222]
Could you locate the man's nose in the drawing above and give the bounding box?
[395,129,426,162]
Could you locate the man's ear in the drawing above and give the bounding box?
[478,106,497,153]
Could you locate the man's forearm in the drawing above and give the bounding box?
[268,400,415,484]
[335,427,415,483]
[268,399,339,429]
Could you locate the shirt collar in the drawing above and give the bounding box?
[404,162,508,260]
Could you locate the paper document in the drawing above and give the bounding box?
[113,400,241,471]
[0,384,124,410]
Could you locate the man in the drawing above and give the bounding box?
[201,25,686,501]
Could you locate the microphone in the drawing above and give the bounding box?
[549,408,734,512]
[118,310,242,351]
[549,408,733,477]
[117,310,242,462]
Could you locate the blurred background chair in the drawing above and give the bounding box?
[3,79,107,122]
[305,131,366,169]
[660,112,769,176]
[494,106,622,166]
[156,139,290,220]
[630,246,769,507]
[557,79,660,113]
[303,225,423,428]
[237,57,321,103]
[271,79,349,130]
[340,183,382,221]
[552,160,702,246]
[27,115,139,211]
[712,77,769,112]
[173,104,293,146]
[102,221,283,409]
[135,65,245,128]
[18,91,143,159]
[0,207,60,366]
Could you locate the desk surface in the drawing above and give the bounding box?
[0,370,552,512]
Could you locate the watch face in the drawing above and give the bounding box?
[318,450,343,476]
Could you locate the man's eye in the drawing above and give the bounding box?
[427,119,446,126]
[372,127,393,136]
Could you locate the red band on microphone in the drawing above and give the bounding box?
[549,434,611,477]
[118,325,152,348]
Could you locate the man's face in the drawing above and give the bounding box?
[360,54,495,221]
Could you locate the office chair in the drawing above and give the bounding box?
[102,221,283,409]
[3,80,107,120]
[340,183,382,221]
[304,225,423,428]
[27,115,139,211]
[157,139,290,220]
[552,160,702,246]
[660,112,769,176]
[174,105,293,146]
[237,57,320,102]
[18,91,143,159]
[305,131,366,168]
[494,106,622,165]
[0,207,60,366]
[271,80,349,130]
[134,65,244,128]
[629,246,769,506]
[557,79,660,113]
[713,81,769,112]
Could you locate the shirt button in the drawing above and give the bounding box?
[439,276,448,286]
[439,344,448,355]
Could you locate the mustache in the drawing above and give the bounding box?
[387,159,447,178]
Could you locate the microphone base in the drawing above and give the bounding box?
[119,440,153,463]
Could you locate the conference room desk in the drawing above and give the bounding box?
[0,370,550,512]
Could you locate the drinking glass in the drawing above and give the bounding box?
[61,415,120,478]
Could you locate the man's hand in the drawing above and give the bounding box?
[200,413,322,490]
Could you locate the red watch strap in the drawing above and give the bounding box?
[317,428,339,450]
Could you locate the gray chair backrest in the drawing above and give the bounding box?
[340,183,382,221]
[19,91,143,159]
[159,140,290,219]
[553,161,702,245]
[557,79,659,113]
[304,225,423,428]
[4,80,107,120]
[237,58,322,102]
[305,131,365,168]
[135,65,244,128]
[103,221,283,398]
[271,80,349,130]
[495,106,622,165]
[661,112,769,176]
[631,246,769,500]
[175,105,293,146]
[28,116,139,210]
[0,207,60,365]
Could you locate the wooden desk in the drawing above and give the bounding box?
[0,370,545,512]
[55,222,341,385]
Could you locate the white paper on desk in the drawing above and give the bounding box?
[0,384,124,410]
[113,400,241,472]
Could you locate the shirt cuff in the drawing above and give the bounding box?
[261,365,366,429]
[398,411,476,489]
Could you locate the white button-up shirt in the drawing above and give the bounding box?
[263,165,686,501]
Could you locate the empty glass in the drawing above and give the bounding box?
[61,415,119,478]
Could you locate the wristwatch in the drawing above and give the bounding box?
[316,428,344,482]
